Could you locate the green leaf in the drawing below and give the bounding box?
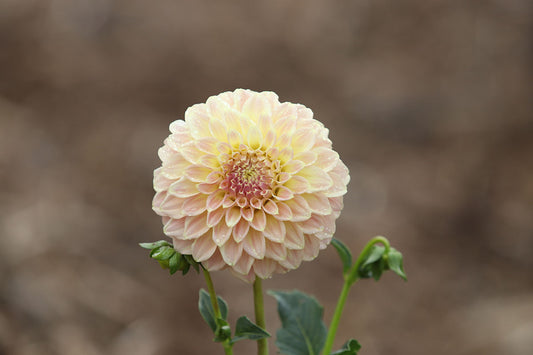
[331,238,352,275]
[214,318,232,342]
[184,255,200,273]
[231,316,270,343]
[198,289,229,334]
[358,245,386,280]
[269,290,327,355]
[151,246,176,261]
[168,252,180,274]
[139,240,171,249]
[386,248,407,280]
[331,339,361,355]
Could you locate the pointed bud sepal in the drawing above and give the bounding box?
[139,240,200,275]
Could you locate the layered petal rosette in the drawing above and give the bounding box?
[153,89,349,281]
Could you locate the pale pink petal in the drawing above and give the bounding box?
[243,229,266,259]
[207,208,225,227]
[299,215,324,234]
[207,95,230,120]
[250,209,266,231]
[241,206,254,221]
[195,137,220,154]
[272,185,294,201]
[171,237,193,254]
[283,160,305,174]
[284,195,311,222]
[159,195,185,218]
[262,199,279,215]
[242,93,272,123]
[301,235,320,261]
[253,258,277,279]
[279,249,303,269]
[301,193,332,215]
[278,147,293,164]
[212,222,232,246]
[208,117,227,141]
[275,202,293,221]
[314,147,340,171]
[206,190,225,211]
[233,253,254,275]
[168,177,198,198]
[249,197,262,209]
[192,232,217,262]
[220,238,243,266]
[227,129,242,148]
[169,119,187,134]
[263,215,286,243]
[198,182,219,194]
[283,223,305,250]
[222,194,237,208]
[329,196,344,213]
[225,206,241,227]
[180,142,205,164]
[274,117,297,137]
[163,218,185,237]
[295,151,317,165]
[202,249,226,271]
[154,168,173,192]
[185,165,212,183]
[233,218,250,243]
[183,213,209,239]
[182,194,208,216]
[199,155,220,169]
[264,240,287,261]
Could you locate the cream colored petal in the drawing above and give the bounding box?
[278,147,293,165]
[199,154,220,169]
[313,147,340,172]
[284,195,311,222]
[179,142,205,164]
[182,194,208,216]
[212,222,232,246]
[301,235,320,261]
[195,137,220,155]
[222,194,236,208]
[296,104,313,120]
[220,238,243,266]
[202,249,226,271]
[284,176,310,195]
[291,128,316,155]
[207,190,225,211]
[247,125,263,150]
[192,232,217,262]
[233,218,250,243]
[283,222,305,250]
[207,208,225,227]
[297,166,334,192]
[263,215,285,243]
[223,109,244,133]
[158,145,173,162]
[249,197,262,209]
[160,195,185,218]
[276,172,291,184]
[171,237,193,254]
[272,102,297,122]
[169,119,187,134]
[276,134,291,150]
[168,177,198,198]
[183,213,209,239]
[185,165,212,183]
[253,258,277,279]
[243,229,266,259]
[282,160,305,174]
[225,206,241,227]
[242,93,272,123]
[154,168,173,192]
[185,105,211,139]
[258,115,273,136]
[209,118,227,141]
[207,95,230,120]
[295,151,317,166]
[264,240,287,261]
[263,129,276,149]
[301,193,332,215]
[163,218,185,237]
[152,191,166,212]
[227,129,242,149]
[233,252,254,275]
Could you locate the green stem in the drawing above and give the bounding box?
[321,236,391,355]
[253,277,268,355]
[203,268,233,355]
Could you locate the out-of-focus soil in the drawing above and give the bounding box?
[1,1,532,354]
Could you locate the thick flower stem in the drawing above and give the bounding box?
[321,236,391,355]
[203,269,233,355]
[253,277,268,355]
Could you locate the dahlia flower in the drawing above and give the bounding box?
[153,89,349,281]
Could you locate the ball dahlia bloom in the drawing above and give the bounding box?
[153,89,349,281]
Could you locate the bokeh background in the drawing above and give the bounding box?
[1,0,532,354]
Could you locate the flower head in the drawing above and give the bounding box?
[153,89,349,281]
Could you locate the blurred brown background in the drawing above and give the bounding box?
[1,0,532,354]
